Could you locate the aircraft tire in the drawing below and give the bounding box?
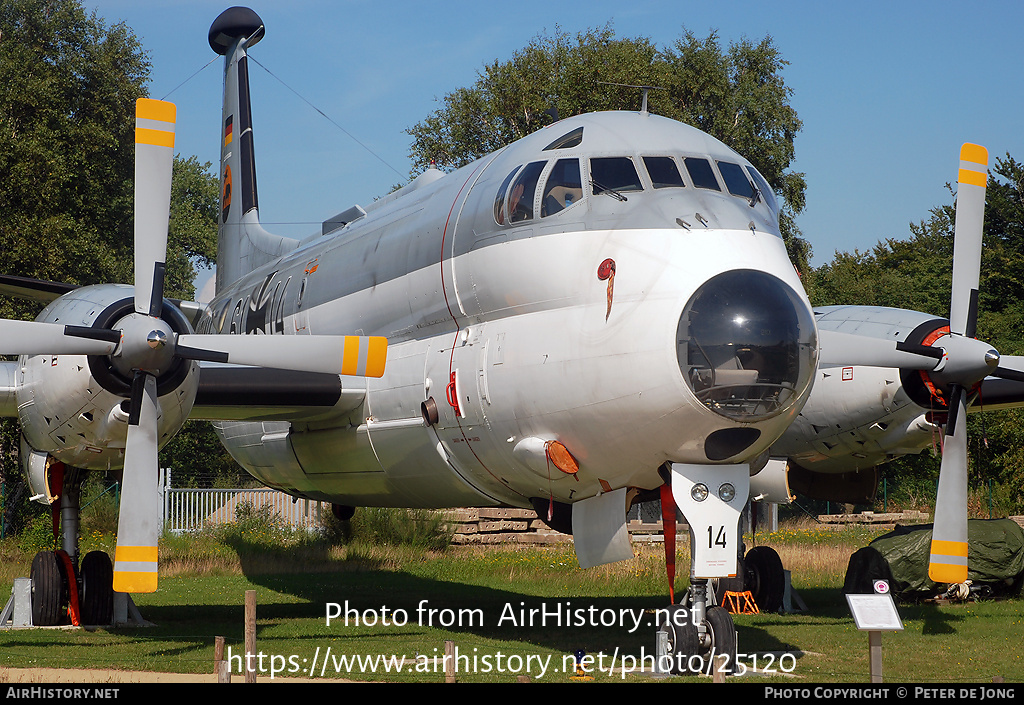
[30,551,66,626]
[657,604,700,675]
[80,551,114,626]
[704,606,737,676]
[746,546,785,613]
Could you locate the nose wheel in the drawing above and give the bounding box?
[657,583,737,676]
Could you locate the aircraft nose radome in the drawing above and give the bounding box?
[676,269,817,424]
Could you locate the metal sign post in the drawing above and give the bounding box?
[845,580,903,683]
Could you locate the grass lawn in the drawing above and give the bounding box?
[0,523,1022,683]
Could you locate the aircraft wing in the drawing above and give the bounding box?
[0,274,77,302]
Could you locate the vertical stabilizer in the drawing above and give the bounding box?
[209,7,298,293]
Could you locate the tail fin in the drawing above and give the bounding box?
[209,7,298,293]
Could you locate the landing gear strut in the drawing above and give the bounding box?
[657,462,748,676]
[26,465,115,627]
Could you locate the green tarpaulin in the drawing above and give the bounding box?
[843,519,1024,598]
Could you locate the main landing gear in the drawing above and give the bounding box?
[28,548,114,627]
[714,544,785,613]
[10,463,119,627]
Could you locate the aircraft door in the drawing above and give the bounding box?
[423,327,515,504]
[363,338,498,507]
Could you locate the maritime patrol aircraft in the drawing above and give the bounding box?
[2,5,1021,675]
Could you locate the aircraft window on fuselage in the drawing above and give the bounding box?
[717,161,755,199]
[590,157,643,196]
[746,165,778,213]
[683,157,720,191]
[544,126,584,150]
[509,161,546,223]
[643,156,685,188]
[494,166,522,225]
[541,158,583,217]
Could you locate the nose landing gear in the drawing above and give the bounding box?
[656,462,750,677]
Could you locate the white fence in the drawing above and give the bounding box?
[159,469,328,534]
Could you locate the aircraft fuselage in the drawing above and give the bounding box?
[200,111,818,510]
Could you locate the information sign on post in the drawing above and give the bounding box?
[845,581,903,683]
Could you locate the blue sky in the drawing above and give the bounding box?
[86,0,1022,290]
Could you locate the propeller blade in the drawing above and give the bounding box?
[176,334,388,377]
[133,98,176,317]
[112,373,161,593]
[928,144,987,586]
[929,384,969,584]
[992,356,1024,383]
[949,143,987,337]
[817,329,942,371]
[0,320,119,356]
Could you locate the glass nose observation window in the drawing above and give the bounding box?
[677,269,816,421]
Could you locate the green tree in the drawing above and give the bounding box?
[0,0,148,297]
[406,26,810,272]
[166,155,219,300]
[160,421,250,489]
[0,0,149,534]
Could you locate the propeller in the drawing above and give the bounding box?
[927,143,989,585]
[110,97,178,593]
[818,144,993,584]
[0,98,388,593]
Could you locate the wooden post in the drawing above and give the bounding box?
[245,590,256,683]
[444,640,455,683]
[713,654,728,683]
[214,635,230,683]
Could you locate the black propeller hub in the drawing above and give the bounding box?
[86,297,193,398]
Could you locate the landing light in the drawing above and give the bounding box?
[691,483,709,502]
[719,483,736,502]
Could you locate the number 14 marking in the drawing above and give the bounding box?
[708,525,728,549]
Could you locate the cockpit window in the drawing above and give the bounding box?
[643,156,685,188]
[717,161,755,199]
[684,157,720,191]
[508,161,546,223]
[494,166,521,225]
[591,157,643,195]
[746,166,778,213]
[544,127,583,150]
[541,159,583,217]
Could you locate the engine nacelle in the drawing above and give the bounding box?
[771,305,948,479]
[15,284,199,472]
